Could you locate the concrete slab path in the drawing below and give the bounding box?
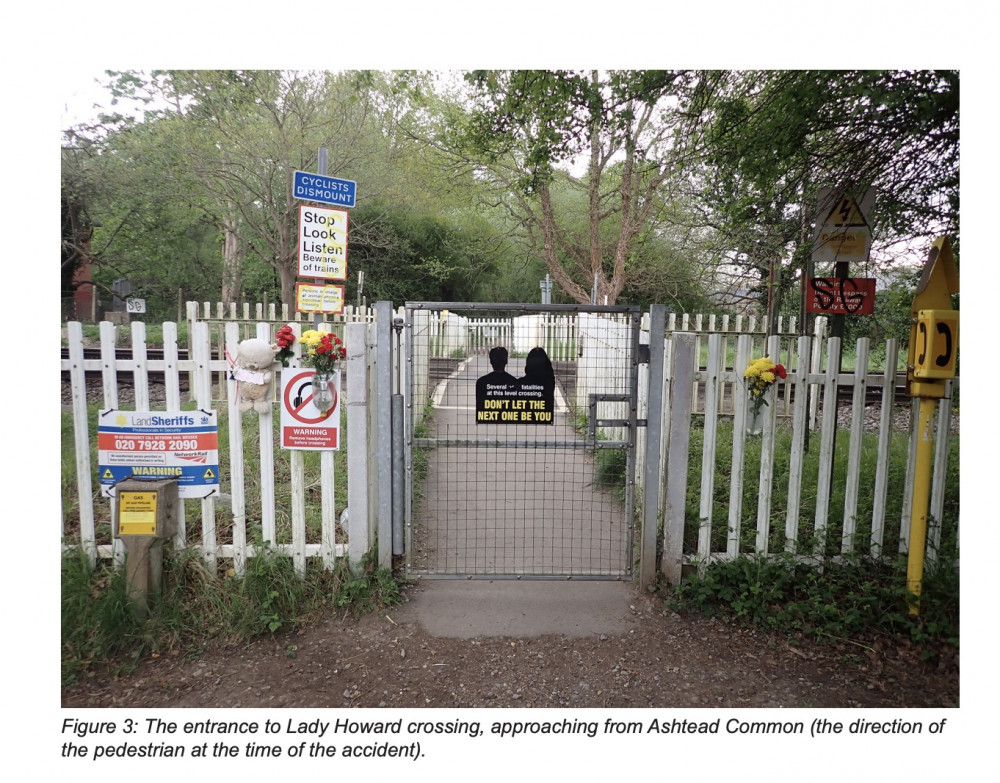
[392,578,638,638]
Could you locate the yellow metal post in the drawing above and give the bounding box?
[906,397,938,614]
[904,237,959,615]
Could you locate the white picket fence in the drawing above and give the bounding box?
[649,331,958,578]
[422,311,579,360]
[61,317,381,574]
[62,304,958,582]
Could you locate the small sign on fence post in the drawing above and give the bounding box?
[114,478,178,621]
[279,368,342,450]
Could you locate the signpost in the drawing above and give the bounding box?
[807,187,875,474]
[294,152,357,334]
[809,188,876,332]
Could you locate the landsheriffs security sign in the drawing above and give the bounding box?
[98,409,220,497]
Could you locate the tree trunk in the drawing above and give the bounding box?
[221,219,242,306]
[279,262,297,313]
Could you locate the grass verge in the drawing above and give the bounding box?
[61,543,403,686]
[664,551,959,659]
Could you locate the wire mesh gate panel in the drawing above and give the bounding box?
[403,303,641,579]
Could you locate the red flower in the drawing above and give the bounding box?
[275,325,295,347]
[775,364,787,380]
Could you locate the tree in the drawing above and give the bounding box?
[91,70,396,309]
[412,70,700,305]
[63,109,225,321]
[61,151,96,308]
[676,70,959,322]
[345,199,512,306]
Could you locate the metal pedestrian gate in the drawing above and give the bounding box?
[402,303,641,579]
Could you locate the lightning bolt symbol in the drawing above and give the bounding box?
[838,199,852,224]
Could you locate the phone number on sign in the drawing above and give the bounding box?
[113,438,200,451]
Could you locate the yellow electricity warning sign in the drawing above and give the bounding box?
[118,491,159,536]
[826,195,868,227]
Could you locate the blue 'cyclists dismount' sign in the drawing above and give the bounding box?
[293,170,357,208]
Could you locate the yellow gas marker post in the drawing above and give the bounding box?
[905,237,959,615]
[115,479,179,621]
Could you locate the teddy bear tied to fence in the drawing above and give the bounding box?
[232,338,278,414]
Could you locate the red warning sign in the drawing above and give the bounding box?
[806,277,876,316]
[279,369,341,450]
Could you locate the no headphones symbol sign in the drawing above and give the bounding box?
[280,369,340,450]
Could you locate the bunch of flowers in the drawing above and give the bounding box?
[299,329,346,374]
[274,324,297,367]
[743,356,787,416]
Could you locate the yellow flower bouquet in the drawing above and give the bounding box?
[743,356,787,418]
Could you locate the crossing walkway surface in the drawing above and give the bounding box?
[397,349,638,637]
[393,578,638,638]
[410,352,630,579]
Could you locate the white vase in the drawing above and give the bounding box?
[746,404,765,436]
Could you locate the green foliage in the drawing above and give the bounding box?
[236,545,315,634]
[61,543,405,685]
[593,447,628,502]
[681,69,959,311]
[330,551,403,617]
[64,69,957,319]
[61,548,144,683]
[668,410,960,655]
[462,70,682,193]
[448,70,711,306]
[344,199,514,306]
[666,552,958,652]
[842,279,920,347]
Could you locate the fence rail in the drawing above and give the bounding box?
[649,332,958,576]
[61,319,377,573]
[62,306,959,582]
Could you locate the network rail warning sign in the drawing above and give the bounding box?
[98,410,220,498]
[806,277,876,315]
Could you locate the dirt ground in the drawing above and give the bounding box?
[61,582,958,709]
